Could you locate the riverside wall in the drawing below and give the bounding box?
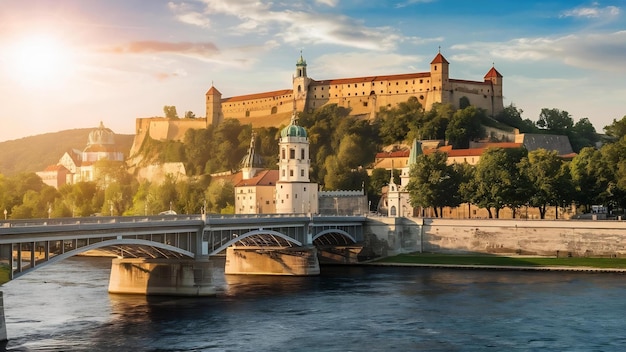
[364,217,626,258]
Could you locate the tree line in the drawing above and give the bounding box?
[0,98,620,220]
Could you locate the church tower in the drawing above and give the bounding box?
[387,139,422,218]
[205,85,223,126]
[430,50,450,105]
[240,132,263,180]
[292,52,310,112]
[387,161,401,218]
[275,110,318,214]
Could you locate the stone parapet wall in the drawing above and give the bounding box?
[365,217,626,258]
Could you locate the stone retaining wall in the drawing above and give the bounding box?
[365,217,626,258]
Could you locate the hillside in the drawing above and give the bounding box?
[0,129,134,176]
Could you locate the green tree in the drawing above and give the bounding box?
[164,105,179,119]
[205,179,234,213]
[518,149,566,219]
[569,117,598,153]
[445,105,485,149]
[569,147,612,211]
[184,111,196,119]
[536,108,573,134]
[468,147,526,218]
[406,151,460,217]
[495,104,538,133]
[604,115,626,140]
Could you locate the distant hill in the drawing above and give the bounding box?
[0,129,135,176]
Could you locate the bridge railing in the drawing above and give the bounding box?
[0,215,202,229]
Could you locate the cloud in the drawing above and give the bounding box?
[313,52,423,78]
[107,41,220,59]
[560,3,620,18]
[451,31,626,72]
[395,0,437,9]
[315,0,338,6]
[171,0,401,51]
[168,1,211,28]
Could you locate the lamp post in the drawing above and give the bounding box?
[3,209,7,220]
[48,205,52,219]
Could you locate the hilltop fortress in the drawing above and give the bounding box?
[206,51,504,127]
[130,51,504,158]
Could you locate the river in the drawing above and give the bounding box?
[1,256,626,351]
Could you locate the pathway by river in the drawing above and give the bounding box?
[1,256,625,351]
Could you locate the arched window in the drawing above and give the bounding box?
[301,148,305,160]
[390,206,397,216]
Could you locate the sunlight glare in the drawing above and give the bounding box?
[6,34,75,89]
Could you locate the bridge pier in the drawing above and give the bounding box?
[225,246,320,276]
[108,258,216,296]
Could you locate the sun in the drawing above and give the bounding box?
[5,34,75,89]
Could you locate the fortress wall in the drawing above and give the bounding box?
[222,93,294,119]
[365,218,626,257]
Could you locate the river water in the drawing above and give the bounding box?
[1,256,625,351]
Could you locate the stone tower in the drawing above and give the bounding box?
[275,110,318,214]
[430,50,450,105]
[205,85,223,126]
[484,65,504,116]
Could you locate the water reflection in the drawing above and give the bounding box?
[3,258,626,351]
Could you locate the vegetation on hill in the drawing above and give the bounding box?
[0,98,622,220]
[0,129,134,175]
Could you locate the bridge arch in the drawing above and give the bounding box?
[12,239,195,279]
[209,229,303,255]
[313,229,357,246]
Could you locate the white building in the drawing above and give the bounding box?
[275,112,319,214]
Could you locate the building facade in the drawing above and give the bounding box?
[206,51,504,128]
[37,122,125,188]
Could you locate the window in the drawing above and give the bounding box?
[301,149,305,160]
[290,170,294,176]
[301,169,304,177]
[290,149,295,159]
[281,149,285,159]
[390,206,397,216]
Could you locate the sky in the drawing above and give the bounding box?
[0,0,625,142]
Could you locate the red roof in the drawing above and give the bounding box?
[312,72,431,86]
[223,89,293,103]
[484,66,503,79]
[235,170,279,187]
[430,52,449,64]
[375,150,410,159]
[43,164,69,172]
[206,86,221,95]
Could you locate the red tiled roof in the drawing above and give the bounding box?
[235,170,279,187]
[375,150,410,159]
[312,72,431,86]
[43,164,69,172]
[223,89,293,103]
[430,53,449,64]
[206,86,221,95]
[484,66,503,79]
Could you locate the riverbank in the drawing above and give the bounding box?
[367,253,626,273]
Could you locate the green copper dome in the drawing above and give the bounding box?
[281,124,307,138]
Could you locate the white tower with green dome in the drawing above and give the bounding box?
[275,111,318,214]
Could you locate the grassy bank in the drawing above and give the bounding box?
[374,253,626,269]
